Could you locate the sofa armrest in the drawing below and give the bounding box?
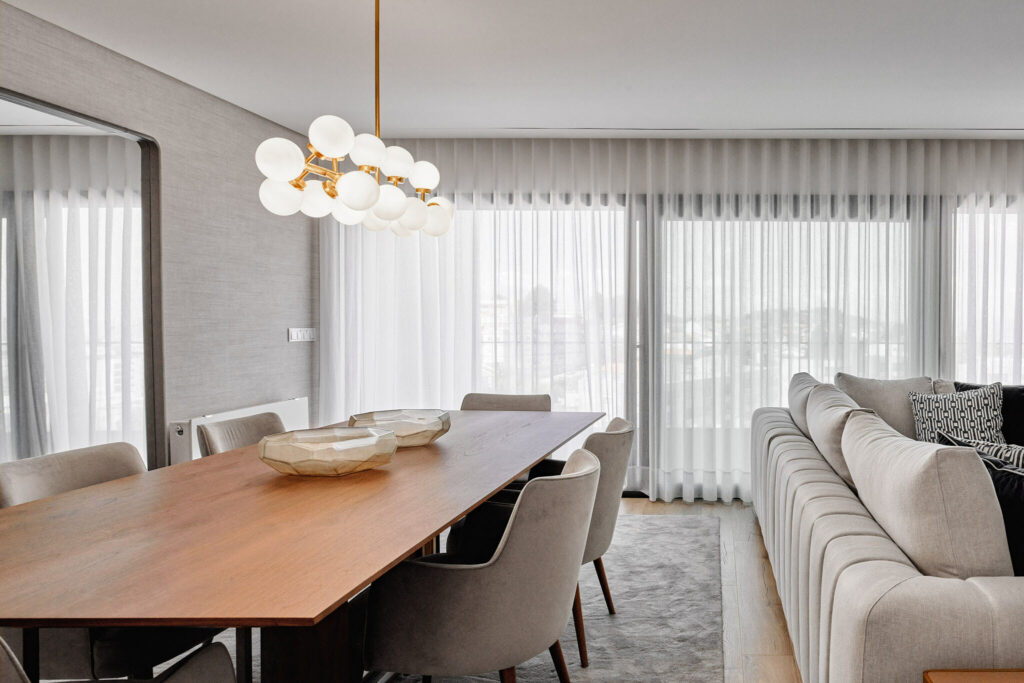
[830,561,1005,683]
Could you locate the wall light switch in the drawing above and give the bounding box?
[288,327,318,342]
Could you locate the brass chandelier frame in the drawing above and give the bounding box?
[286,0,430,201]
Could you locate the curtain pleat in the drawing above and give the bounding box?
[320,138,1024,502]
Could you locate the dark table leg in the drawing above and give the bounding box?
[21,627,39,683]
[236,627,252,683]
[261,593,366,683]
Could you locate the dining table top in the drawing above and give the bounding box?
[0,409,603,628]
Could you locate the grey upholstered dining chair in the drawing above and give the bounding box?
[460,392,552,411]
[449,417,635,668]
[364,448,600,683]
[461,393,552,489]
[0,443,224,682]
[1,636,235,683]
[196,412,285,457]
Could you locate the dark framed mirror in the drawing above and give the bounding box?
[0,89,163,469]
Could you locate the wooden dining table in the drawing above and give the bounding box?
[0,409,603,682]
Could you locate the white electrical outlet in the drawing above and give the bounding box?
[288,327,318,342]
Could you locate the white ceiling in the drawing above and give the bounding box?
[9,0,1024,138]
[0,98,110,135]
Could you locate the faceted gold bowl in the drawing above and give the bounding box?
[346,409,451,447]
[258,427,397,476]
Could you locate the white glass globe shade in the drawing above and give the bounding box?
[336,171,381,211]
[381,146,415,179]
[259,179,304,216]
[391,222,413,237]
[308,115,355,158]
[331,200,366,226]
[255,137,306,181]
[348,133,387,168]
[398,197,428,231]
[299,180,334,218]
[373,184,408,220]
[362,212,389,231]
[427,196,455,220]
[409,160,440,190]
[422,204,451,236]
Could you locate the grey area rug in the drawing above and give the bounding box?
[215,515,723,683]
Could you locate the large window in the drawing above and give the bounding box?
[474,207,627,414]
[321,138,1024,502]
[639,209,918,500]
[955,202,1024,383]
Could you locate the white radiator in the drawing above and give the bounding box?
[167,397,310,465]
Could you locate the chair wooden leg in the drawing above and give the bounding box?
[594,557,616,614]
[571,584,588,667]
[499,667,517,683]
[236,627,253,683]
[549,641,570,683]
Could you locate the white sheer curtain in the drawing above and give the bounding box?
[0,135,145,461]
[319,140,629,444]
[320,138,1024,502]
[952,143,1024,384]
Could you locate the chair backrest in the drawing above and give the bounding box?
[487,448,599,655]
[581,417,635,563]
[460,393,551,411]
[0,637,29,683]
[196,412,285,457]
[0,442,145,508]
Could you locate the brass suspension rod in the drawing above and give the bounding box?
[375,0,380,138]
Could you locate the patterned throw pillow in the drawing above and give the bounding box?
[939,431,1024,468]
[909,382,1005,444]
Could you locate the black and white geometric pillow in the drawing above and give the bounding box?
[909,382,1005,444]
[939,431,1024,468]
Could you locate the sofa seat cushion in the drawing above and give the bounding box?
[822,548,918,683]
[830,563,995,682]
[806,384,863,487]
[909,382,1005,444]
[842,411,1012,578]
[789,373,821,438]
[967,577,1024,667]
[834,372,935,439]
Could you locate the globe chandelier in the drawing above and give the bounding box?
[254,0,453,236]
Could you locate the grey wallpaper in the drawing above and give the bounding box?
[0,3,318,461]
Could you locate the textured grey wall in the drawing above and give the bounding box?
[0,4,318,448]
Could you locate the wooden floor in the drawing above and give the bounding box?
[618,499,801,683]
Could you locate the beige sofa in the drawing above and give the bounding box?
[752,374,1024,683]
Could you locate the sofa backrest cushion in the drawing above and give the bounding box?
[806,384,863,488]
[834,373,934,439]
[842,410,1012,578]
[788,373,820,438]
